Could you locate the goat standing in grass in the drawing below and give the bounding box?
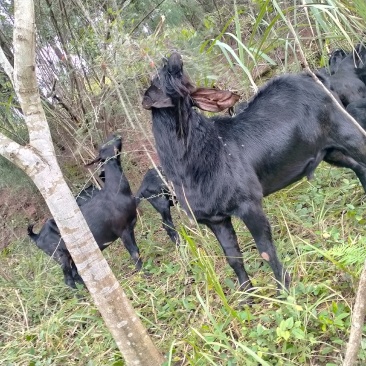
[142,52,366,297]
[28,135,142,289]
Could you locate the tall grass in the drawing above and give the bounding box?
[206,0,366,87]
[2,163,365,365]
[2,0,366,365]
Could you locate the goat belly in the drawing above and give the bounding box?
[171,182,235,221]
[259,152,326,196]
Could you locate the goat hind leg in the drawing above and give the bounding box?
[324,150,366,193]
[206,218,253,292]
[54,252,77,289]
[239,203,290,292]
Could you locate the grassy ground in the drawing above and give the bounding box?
[1,2,366,363]
[1,159,366,366]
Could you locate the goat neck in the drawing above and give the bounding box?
[143,52,238,189]
[152,102,221,182]
[102,154,131,196]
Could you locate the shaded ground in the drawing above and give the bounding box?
[0,188,49,250]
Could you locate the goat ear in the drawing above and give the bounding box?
[191,88,240,112]
[142,85,174,110]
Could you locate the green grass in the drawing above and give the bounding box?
[1,163,366,365]
[2,1,366,364]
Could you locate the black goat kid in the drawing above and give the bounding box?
[28,135,142,288]
[143,52,366,295]
[135,167,179,244]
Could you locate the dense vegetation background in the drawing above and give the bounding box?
[1,0,366,365]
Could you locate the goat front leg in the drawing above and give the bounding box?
[206,218,253,292]
[120,224,143,271]
[149,198,180,245]
[239,202,290,292]
[54,251,77,289]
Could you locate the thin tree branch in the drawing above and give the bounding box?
[343,260,366,365]
[0,46,14,87]
[127,0,166,38]
[0,28,14,66]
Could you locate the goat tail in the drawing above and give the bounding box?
[27,224,39,241]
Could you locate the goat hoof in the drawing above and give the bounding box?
[142,269,153,277]
[238,296,254,307]
[238,284,256,307]
[284,272,291,290]
[277,272,291,294]
[75,291,88,300]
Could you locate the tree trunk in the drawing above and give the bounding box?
[0,1,164,365]
[343,260,366,366]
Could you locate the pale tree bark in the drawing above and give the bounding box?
[0,1,164,365]
[343,261,366,366]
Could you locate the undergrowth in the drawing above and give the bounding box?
[2,0,366,365]
[1,163,366,365]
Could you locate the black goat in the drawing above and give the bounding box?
[233,101,249,115]
[328,48,366,107]
[346,98,366,130]
[28,135,142,288]
[329,44,366,129]
[142,52,366,295]
[135,167,179,244]
[328,49,348,75]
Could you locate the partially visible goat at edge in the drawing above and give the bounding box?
[28,135,142,289]
[328,46,366,107]
[142,52,366,297]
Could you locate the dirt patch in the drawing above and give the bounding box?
[0,188,49,250]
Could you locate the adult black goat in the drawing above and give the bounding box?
[142,52,366,295]
[28,135,142,288]
[135,167,179,245]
